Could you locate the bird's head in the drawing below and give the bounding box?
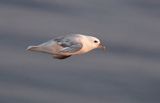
[88,36,106,51]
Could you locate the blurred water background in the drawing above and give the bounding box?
[0,0,160,103]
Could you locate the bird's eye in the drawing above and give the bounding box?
[94,40,98,43]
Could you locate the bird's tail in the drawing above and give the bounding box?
[26,45,40,51]
[26,45,53,54]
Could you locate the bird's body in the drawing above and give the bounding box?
[27,34,105,59]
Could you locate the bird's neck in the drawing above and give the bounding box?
[80,36,95,53]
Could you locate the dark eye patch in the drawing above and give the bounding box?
[94,40,98,43]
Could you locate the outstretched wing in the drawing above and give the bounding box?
[54,35,83,53]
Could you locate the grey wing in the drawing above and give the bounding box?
[54,35,83,53]
[60,43,82,53]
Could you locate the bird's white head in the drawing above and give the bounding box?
[84,35,106,51]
